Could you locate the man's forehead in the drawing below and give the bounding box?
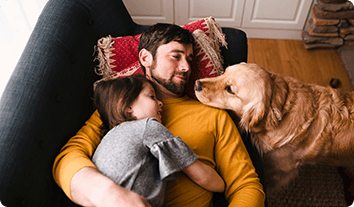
[163,41,193,54]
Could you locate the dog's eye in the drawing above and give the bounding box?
[225,86,234,94]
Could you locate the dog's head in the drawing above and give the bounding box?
[195,63,273,131]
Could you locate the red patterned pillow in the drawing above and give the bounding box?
[94,17,227,99]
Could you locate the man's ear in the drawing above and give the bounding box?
[139,49,153,69]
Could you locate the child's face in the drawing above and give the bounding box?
[129,82,163,122]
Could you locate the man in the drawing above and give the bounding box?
[53,23,265,207]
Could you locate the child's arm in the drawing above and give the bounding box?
[182,160,225,193]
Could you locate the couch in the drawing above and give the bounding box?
[0,0,260,206]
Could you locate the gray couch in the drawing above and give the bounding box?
[0,0,261,206]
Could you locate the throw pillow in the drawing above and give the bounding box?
[94,16,227,99]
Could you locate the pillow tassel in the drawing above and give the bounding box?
[94,35,115,77]
[205,16,228,49]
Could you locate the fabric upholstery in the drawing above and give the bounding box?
[0,0,249,206]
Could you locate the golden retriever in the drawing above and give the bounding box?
[194,63,354,193]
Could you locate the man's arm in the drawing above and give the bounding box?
[214,110,265,207]
[53,110,102,200]
[52,110,150,206]
[71,167,151,207]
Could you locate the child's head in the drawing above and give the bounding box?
[94,76,162,133]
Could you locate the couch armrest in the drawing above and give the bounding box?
[0,0,138,206]
[222,27,248,66]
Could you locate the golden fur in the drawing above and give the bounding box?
[195,63,354,193]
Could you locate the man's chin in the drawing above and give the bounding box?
[153,76,187,95]
[166,85,185,96]
[174,82,187,93]
[174,79,189,88]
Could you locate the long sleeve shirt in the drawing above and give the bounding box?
[53,96,265,207]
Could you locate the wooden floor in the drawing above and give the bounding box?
[247,38,353,91]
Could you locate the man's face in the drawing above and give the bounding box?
[148,41,194,96]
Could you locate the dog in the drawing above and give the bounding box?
[194,63,354,193]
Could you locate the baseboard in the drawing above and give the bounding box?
[240,27,303,40]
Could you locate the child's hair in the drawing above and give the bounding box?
[94,75,158,135]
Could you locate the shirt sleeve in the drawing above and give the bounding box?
[52,110,102,200]
[214,110,265,207]
[143,119,198,181]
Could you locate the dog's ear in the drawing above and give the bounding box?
[266,73,288,128]
[239,66,272,132]
[240,100,266,132]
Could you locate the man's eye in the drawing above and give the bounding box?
[225,86,234,94]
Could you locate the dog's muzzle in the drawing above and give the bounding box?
[195,80,203,92]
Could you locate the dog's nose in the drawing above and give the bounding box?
[195,80,203,92]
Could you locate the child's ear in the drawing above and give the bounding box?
[126,106,133,113]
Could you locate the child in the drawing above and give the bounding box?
[92,76,225,207]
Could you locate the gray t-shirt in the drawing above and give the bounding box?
[92,118,198,207]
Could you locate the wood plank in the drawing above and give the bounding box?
[247,38,353,91]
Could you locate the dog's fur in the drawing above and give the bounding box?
[195,63,354,193]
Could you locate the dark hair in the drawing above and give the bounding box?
[138,23,195,73]
[94,76,157,135]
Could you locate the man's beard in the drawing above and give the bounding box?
[151,72,188,95]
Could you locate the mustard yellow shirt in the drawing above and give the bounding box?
[53,96,265,207]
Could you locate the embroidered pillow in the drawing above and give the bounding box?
[94,17,227,99]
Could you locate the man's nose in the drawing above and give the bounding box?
[180,58,191,72]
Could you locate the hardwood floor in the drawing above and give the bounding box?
[247,38,353,91]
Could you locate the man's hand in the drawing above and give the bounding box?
[71,167,151,207]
